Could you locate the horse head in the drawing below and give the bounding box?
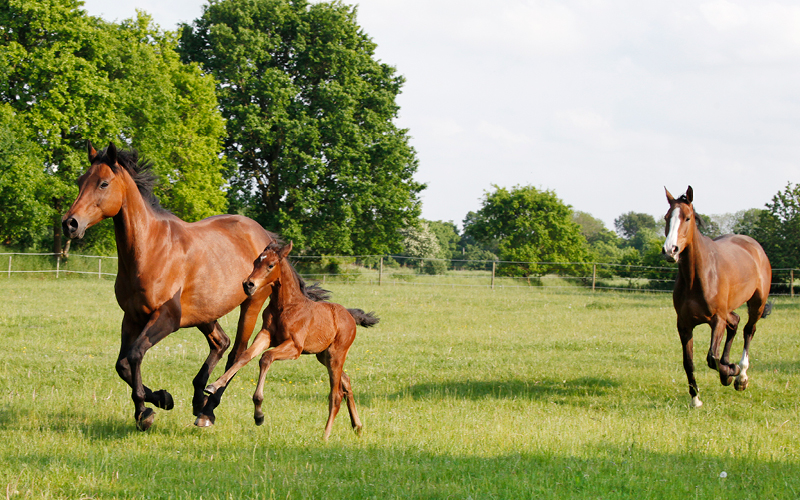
[62,141,128,239]
[243,241,293,296]
[662,185,695,263]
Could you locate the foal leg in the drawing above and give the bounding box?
[679,326,702,408]
[251,339,303,426]
[194,328,273,427]
[191,321,230,416]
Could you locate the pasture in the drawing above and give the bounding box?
[1,278,800,499]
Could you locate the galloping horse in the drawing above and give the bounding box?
[662,186,772,408]
[62,141,323,430]
[198,241,378,440]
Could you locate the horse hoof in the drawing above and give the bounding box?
[254,415,265,426]
[690,396,703,408]
[721,375,734,387]
[354,425,363,437]
[194,415,214,427]
[154,390,174,410]
[136,408,155,431]
[204,385,217,396]
[735,378,749,391]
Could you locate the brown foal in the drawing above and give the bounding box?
[199,241,379,440]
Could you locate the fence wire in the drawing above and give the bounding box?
[3,252,798,296]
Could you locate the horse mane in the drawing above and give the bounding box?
[95,146,167,213]
[265,242,331,302]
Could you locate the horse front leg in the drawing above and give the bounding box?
[126,293,182,431]
[707,317,739,386]
[679,325,702,408]
[191,321,231,416]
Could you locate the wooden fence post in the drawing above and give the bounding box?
[7,255,11,278]
[99,258,102,279]
[592,264,596,292]
[491,261,496,290]
[379,256,383,286]
[56,255,60,278]
[791,269,795,298]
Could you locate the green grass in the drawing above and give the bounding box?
[1,278,800,499]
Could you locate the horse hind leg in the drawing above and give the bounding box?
[736,295,769,391]
[341,371,363,436]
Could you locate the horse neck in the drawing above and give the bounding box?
[677,221,712,289]
[112,175,164,265]
[273,261,306,311]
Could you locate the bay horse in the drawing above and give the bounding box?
[662,186,772,408]
[198,241,379,440]
[62,141,325,430]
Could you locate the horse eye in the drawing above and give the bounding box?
[99,181,109,189]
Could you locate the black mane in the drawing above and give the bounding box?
[95,146,166,213]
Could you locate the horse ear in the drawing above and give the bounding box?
[87,140,97,163]
[107,141,117,165]
[686,186,693,204]
[280,241,293,259]
[665,187,675,204]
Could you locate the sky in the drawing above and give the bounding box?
[80,0,800,231]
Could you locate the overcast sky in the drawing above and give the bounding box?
[81,0,800,230]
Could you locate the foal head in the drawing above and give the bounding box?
[243,241,293,297]
[662,186,696,263]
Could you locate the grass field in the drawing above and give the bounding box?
[1,277,800,499]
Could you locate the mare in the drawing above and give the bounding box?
[662,186,772,408]
[198,241,379,440]
[62,141,324,430]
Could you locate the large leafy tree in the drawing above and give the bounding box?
[179,0,423,255]
[463,185,589,276]
[746,183,800,270]
[0,1,226,253]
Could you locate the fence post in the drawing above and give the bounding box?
[56,255,60,278]
[379,256,383,286]
[592,264,596,292]
[7,255,11,278]
[491,261,496,290]
[99,258,102,279]
[791,269,795,298]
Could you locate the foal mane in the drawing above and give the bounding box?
[95,146,167,213]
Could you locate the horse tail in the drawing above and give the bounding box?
[348,308,380,328]
[762,300,774,319]
[297,275,332,302]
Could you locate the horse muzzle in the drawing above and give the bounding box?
[662,246,679,263]
[62,215,86,239]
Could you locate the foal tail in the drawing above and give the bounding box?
[348,309,380,328]
[762,300,774,319]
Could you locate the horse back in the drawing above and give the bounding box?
[705,234,771,310]
[299,302,357,354]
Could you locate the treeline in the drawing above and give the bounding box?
[400,184,800,281]
[0,0,421,256]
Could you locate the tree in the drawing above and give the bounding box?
[179,0,423,255]
[463,185,589,276]
[614,211,656,240]
[573,211,616,245]
[426,220,460,261]
[748,184,800,270]
[0,1,227,253]
[0,104,51,247]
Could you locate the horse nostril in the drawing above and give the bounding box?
[672,245,679,254]
[243,281,255,295]
[69,218,78,229]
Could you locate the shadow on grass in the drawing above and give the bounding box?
[388,376,620,402]
[4,439,799,499]
[0,404,139,440]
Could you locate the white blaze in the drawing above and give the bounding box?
[663,207,682,255]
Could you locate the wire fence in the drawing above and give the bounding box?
[4,252,799,296]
